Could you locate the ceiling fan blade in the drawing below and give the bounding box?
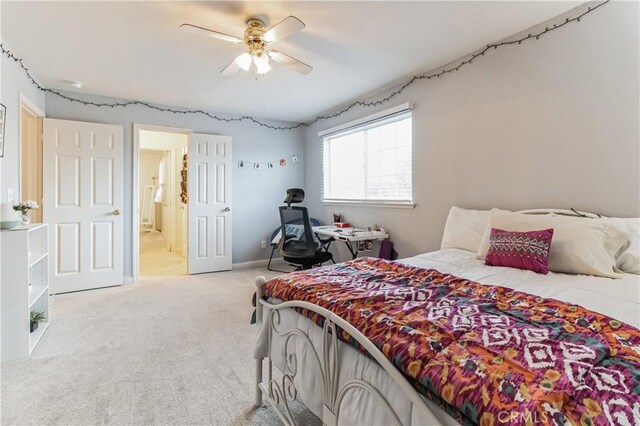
[180,24,243,44]
[269,51,313,75]
[220,56,242,76]
[262,16,305,43]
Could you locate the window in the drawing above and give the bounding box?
[321,105,413,206]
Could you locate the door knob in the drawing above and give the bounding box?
[113,209,121,216]
[223,207,231,212]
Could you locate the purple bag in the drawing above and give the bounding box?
[378,240,397,260]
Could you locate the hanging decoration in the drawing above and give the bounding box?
[180,154,188,204]
[0,1,607,131]
[236,153,300,170]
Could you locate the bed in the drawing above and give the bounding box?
[253,210,640,425]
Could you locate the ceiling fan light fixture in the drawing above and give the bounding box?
[182,15,312,77]
[235,52,252,71]
[255,61,271,75]
[253,52,271,74]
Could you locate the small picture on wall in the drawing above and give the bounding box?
[0,103,6,158]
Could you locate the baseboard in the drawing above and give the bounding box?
[123,276,134,284]
[232,259,268,269]
[232,258,285,270]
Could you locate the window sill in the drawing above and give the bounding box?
[322,200,416,209]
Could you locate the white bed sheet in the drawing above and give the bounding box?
[405,249,640,327]
[255,249,640,425]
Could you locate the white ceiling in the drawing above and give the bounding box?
[2,1,578,123]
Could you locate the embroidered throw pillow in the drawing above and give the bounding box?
[485,228,554,274]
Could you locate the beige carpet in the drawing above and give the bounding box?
[1,267,321,425]
[139,231,187,277]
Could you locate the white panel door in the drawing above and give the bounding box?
[188,134,232,274]
[43,118,124,293]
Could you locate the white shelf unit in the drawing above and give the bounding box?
[1,223,50,362]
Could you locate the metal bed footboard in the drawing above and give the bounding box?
[254,276,440,426]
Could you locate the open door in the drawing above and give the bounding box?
[188,134,232,274]
[43,118,124,293]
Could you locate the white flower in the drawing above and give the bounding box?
[13,200,39,212]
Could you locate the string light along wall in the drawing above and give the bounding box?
[1,1,608,132]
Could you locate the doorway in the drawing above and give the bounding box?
[133,124,233,281]
[137,129,188,277]
[19,94,44,223]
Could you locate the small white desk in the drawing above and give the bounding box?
[313,226,389,259]
[270,225,389,260]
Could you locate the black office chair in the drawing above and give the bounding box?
[267,217,326,271]
[276,189,333,270]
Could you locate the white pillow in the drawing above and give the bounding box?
[477,209,628,279]
[606,217,640,275]
[441,207,490,253]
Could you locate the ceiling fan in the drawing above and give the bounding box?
[180,16,312,76]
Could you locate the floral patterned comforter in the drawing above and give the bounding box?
[262,257,640,425]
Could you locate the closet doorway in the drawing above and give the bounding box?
[19,94,45,223]
[136,127,188,278]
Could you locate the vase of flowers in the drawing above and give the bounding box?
[13,200,39,225]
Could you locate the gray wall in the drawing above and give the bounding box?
[303,2,640,261]
[45,92,304,277]
[0,44,46,206]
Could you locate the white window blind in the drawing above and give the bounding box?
[321,106,413,205]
